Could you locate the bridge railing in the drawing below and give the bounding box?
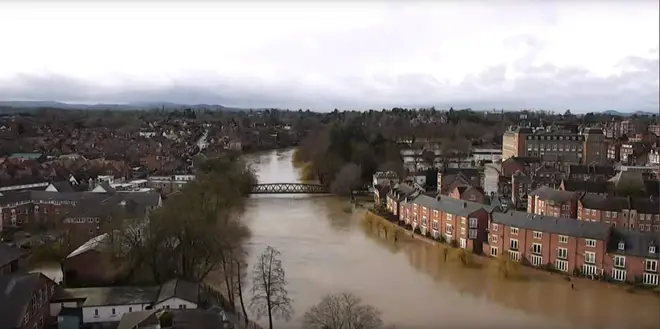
[250,183,329,194]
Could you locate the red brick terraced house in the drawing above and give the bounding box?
[527,186,580,218]
[487,211,611,275]
[577,194,660,231]
[381,189,660,287]
[605,230,659,285]
[410,194,492,254]
[386,183,417,217]
[486,210,660,286]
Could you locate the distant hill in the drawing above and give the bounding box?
[602,110,658,117]
[0,101,248,112]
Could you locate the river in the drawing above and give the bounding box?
[242,149,660,329]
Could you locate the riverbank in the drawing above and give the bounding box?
[363,209,660,296]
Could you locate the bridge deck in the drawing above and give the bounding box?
[250,183,329,194]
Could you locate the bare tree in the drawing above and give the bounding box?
[302,292,394,329]
[330,163,362,196]
[250,246,293,329]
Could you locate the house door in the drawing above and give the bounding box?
[460,238,467,249]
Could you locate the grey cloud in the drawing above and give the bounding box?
[0,54,657,112]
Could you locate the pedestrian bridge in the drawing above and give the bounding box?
[250,183,330,194]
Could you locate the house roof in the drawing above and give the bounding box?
[609,230,660,259]
[568,164,615,176]
[66,233,110,259]
[49,181,75,193]
[506,156,541,166]
[579,193,660,214]
[561,180,609,194]
[491,210,611,240]
[0,243,25,268]
[156,279,199,304]
[118,310,159,329]
[411,194,493,217]
[529,186,577,203]
[8,153,42,159]
[0,273,44,329]
[53,286,160,307]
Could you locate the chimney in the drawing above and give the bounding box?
[463,202,467,208]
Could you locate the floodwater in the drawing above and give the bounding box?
[242,149,660,329]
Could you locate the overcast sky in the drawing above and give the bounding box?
[0,1,658,112]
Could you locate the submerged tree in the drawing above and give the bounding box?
[302,292,395,329]
[330,163,362,196]
[250,246,293,329]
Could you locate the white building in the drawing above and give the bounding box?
[51,279,199,325]
[471,148,503,163]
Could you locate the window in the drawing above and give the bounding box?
[509,239,519,251]
[531,243,542,254]
[460,227,466,236]
[530,254,543,266]
[643,259,658,273]
[533,231,542,239]
[510,227,519,235]
[643,273,659,285]
[94,309,99,316]
[23,313,29,325]
[491,235,498,244]
[492,223,499,231]
[585,239,596,248]
[618,241,625,251]
[490,246,498,257]
[555,259,568,272]
[584,251,596,264]
[650,246,656,254]
[558,235,568,244]
[614,255,625,268]
[611,268,626,281]
[468,217,478,228]
[432,220,439,231]
[461,217,466,225]
[557,247,568,260]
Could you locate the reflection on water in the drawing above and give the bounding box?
[242,150,660,329]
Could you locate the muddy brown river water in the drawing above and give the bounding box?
[242,149,660,329]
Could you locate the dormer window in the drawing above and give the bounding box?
[618,241,625,251]
[650,246,657,254]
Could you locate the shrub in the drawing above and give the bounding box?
[454,249,473,267]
